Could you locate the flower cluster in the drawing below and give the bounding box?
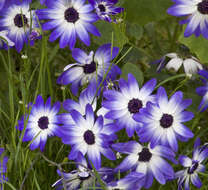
[0,0,123,52]
[15,70,208,189]
[2,0,208,189]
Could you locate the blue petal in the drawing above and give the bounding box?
[101,148,116,160]
[191,174,202,188]
[112,141,140,154]
[72,48,88,63]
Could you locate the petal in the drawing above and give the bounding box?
[191,174,202,188]
[75,21,90,46]
[178,155,192,167]
[139,78,157,99]
[88,146,101,170]
[167,128,178,152]
[72,48,88,63]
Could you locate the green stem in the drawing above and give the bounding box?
[155,74,187,89]
[169,76,189,97]
[35,36,46,99]
[7,48,14,126]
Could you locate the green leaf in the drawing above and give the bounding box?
[126,22,143,41]
[92,21,128,48]
[179,31,208,63]
[121,62,144,86]
[123,0,172,25]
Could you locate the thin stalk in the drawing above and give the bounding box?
[155,74,187,89]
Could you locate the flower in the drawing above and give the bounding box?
[57,83,118,142]
[88,0,124,22]
[36,0,100,49]
[134,87,194,152]
[16,95,60,151]
[156,52,203,75]
[102,73,156,137]
[167,0,208,39]
[58,104,116,170]
[52,153,114,190]
[196,69,208,112]
[57,44,121,95]
[0,30,14,49]
[62,82,97,116]
[112,141,175,188]
[0,148,8,186]
[175,138,208,190]
[107,172,144,190]
[57,82,97,128]
[0,1,37,52]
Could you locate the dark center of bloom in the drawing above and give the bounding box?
[83,61,96,74]
[138,148,152,162]
[128,98,143,114]
[38,116,49,130]
[84,130,95,145]
[160,114,173,128]
[198,0,208,14]
[64,7,79,23]
[14,14,28,28]
[98,4,106,12]
[188,161,199,174]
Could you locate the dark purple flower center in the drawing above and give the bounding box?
[38,116,49,130]
[128,98,143,114]
[64,7,79,23]
[83,61,96,74]
[14,14,28,28]
[84,130,95,145]
[188,161,199,174]
[160,114,173,128]
[98,4,106,12]
[198,0,208,14]
[138,148,152,162]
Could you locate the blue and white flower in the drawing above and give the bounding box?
[16,95,61,151]
[167,0,208,39]
[57,82,97,128]
[112,141,175,188]
[37,0,100,49]
[103,73,156,137]
[0,30,14,49]
[89,0,124,22]
[175,138,208,190]
[107,172,144,190]
[52,153,113,190]
[57,44,121,95]
[57,83,118,144]
[196,69,208,112]
[134,87,194,152]
[0,1,37,52]
[58,104,116,170]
